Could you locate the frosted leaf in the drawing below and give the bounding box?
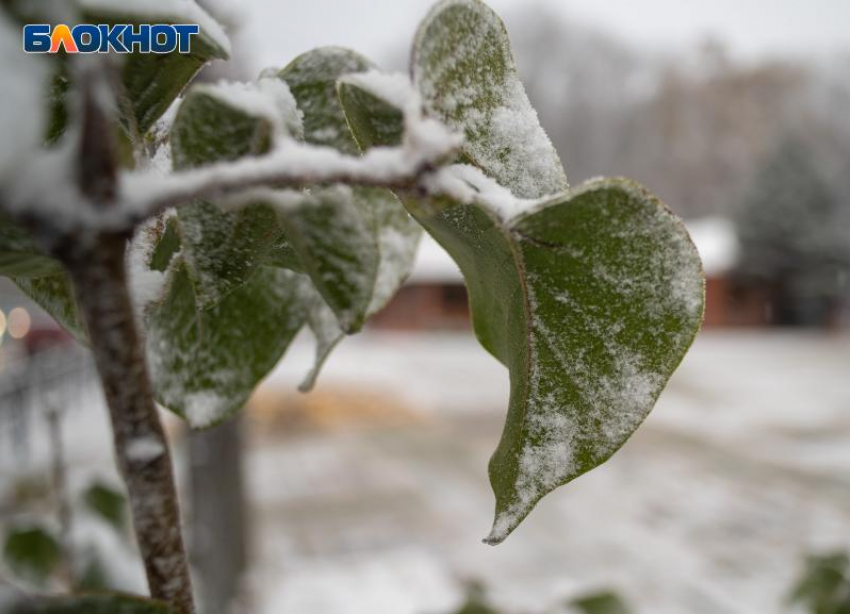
[297,282,345,393]
[13,274,86,343]
[365,188,422,315]
[78,0,231,134]
[194,77,304,141]
[170,80,294,308]
[412,0,568,199]
[341,4,703,543]
[278,48,421,333]
[147,259,308,428]
[274,185,379,334]
[278,47,372,156]
[407,178,704,544]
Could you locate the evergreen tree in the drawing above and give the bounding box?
[736,138,850,325]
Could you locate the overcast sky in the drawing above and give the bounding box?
[227,0,850,73]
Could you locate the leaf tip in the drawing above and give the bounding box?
[482,511,519,546]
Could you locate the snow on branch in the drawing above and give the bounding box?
[122,118,461,223]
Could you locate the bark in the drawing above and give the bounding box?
[63,233,195,614]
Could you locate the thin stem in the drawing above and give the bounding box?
[45,405,73,590]
[63,233,195,614]
[120,138,455,227]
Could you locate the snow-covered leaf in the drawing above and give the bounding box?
[169,79,299,307]
[78,0,230,135]
[274,185,379,333]
[147,257,307,428]
[3,526,61,586]
[277,48,380,333]
[279,48,421,333]
[412,0,568,198]
[342,4,704,544]
[413,179,703,543]
[337,80,405,150]
[6,594,175,614]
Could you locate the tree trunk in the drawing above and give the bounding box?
[189,416,249,614]
[64,232,195,614]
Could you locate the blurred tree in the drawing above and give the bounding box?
[735,138,850,326]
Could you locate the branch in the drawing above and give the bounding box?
[119,115,462,225]
[56,58,197,614]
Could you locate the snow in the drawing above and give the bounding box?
[121,97,461,223]
[183,391,228,429]
[6,331,850,614]
[77,0,232,56]
[413,0,568,200]
[260,549,463,614]
[340,71,417,113]
[127,217,169,317]
[0,15,49,188]
[423,164,538,222]
[244,330,850,614]
[125,435,166,463]
[339,70,464,166]
[687,217,739,276]
[197,77,304,140]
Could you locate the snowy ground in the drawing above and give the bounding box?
[2,331,850,614]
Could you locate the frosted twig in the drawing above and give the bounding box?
[121,124,461,226]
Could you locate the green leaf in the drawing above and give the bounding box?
[0,215,63,278]
[146,259,308,427]
[410,179,703,543]
[3,526,61,585]
[570,591,632,614]
[337,80,405,150]
[82,482,127,532]
[278,47,371,156]
[13,273,87,343]
[341,4,704,544]
[277,48,381,333]
[276,185,379,333]
[7,594,175,614]
[78,1,230,135]
[0,217,86,343]
[412,0,568,198]
[279,48,422,334]
[169,81,298,308]
[790,553,850,614]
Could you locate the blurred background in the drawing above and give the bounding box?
[2,1,850,613]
